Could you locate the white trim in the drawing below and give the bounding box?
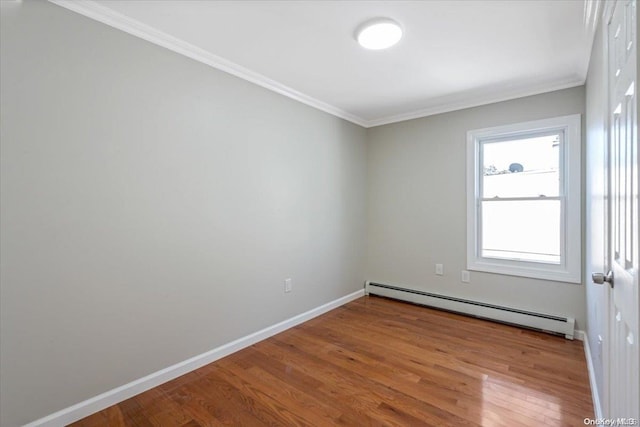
[581,331,605,419]
[466,114,582,283]
[582,1,603,101]
[583,0,602,33]
[366,79,585,128]
[46,0,367,128]
[47,0,589,129]
[23,289,365,427]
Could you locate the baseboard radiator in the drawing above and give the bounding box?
[365,281,575,340]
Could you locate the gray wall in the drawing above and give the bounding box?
[585,18,607,411]
[366,86,587,329]
[0,2,367,426]
[0,2,593,426]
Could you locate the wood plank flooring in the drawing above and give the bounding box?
[70,296,594,426]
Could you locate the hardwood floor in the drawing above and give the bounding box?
[70,296,594,426]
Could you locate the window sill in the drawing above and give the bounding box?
[468,259,581,284]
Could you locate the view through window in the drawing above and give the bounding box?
[481,133,562,264]
[466,114,581,283]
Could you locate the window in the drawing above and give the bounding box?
[466,115,581,283]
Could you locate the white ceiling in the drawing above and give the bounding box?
[51,0,598,127]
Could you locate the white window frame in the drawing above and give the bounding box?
[466,114,581,283]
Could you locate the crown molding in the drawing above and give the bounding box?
[364,77,586,128]
[48,0,590,130]
[48,0,368,127]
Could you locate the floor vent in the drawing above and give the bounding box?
[365,281,575,339]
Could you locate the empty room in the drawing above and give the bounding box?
[1,0,638,426]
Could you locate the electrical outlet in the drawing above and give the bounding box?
[461,270,470,283]
[435,264,444,275]
[284,278,292,293]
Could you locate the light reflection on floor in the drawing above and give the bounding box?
[481,374,565,426]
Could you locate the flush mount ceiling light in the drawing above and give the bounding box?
[356,18,403,50]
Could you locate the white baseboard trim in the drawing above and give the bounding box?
[24,289,365,427]
[580,330,604,419]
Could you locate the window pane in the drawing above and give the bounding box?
[482,134,560,198]
[481,200,560,264]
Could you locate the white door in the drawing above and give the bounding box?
[605,0,639,418]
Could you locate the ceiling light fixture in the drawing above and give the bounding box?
[356,18,403,50]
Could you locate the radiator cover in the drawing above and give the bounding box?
[365,281,575,339]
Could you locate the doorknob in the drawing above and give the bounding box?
[592,271,614,287]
